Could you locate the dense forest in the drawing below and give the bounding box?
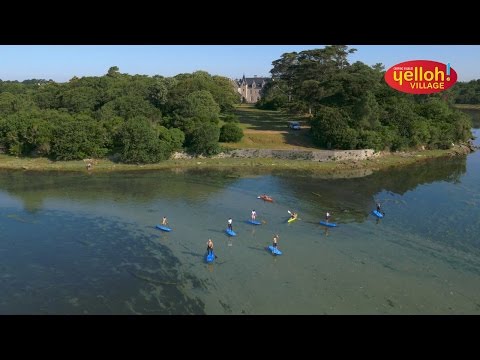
[446,80,480,104]
[0,46,475,163]
[257,46,473,151]
[0,68,243,163]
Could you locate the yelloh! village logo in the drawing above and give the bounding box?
[385,60,457,94]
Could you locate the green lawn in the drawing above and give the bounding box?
[220,104,317,150]
[231,103,305,131]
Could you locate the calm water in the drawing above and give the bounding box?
[1,131,480,314]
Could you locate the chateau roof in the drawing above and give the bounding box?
[242,77,270,87]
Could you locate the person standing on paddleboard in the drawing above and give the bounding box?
[251,210,257,221]
[227,218,233,231]
[206,238,214,255]
[273,234,279,248]
[162,216,168,225]
[325,212,331,222]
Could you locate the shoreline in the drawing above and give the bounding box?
[0,144,473,178]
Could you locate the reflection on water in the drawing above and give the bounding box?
[0,131,479,314]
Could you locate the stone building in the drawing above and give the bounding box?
[235,75,270,103]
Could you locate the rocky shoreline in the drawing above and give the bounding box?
[171,143,474,161]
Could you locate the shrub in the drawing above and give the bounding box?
[219,122,243,142]
[222,114,239,123]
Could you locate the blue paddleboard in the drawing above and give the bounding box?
[225,228,237,236]
[247,219,262,225]
[205,251,216,263]
[372,210,384,218]
[156,224,172,232]
[267,245,282,255]
[319,221,337,227]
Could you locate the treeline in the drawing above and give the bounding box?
[447,80,480,104]
[258,46,472,150]
[0,68,243,163]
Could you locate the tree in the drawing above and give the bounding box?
[186,122,220,155]
[107,66,120,77]
[118,117,169,163]
[60,86,100,114]
[156,126,185,152]
[167,71,238,113]
[98,95,162,121]
[34,82,62,109]
[268,46,360,116]
[50,114,108,160]
[255,80,289,110]
[175,90,220,121]
[352,91,381,130]
[0,92,37,115]
[220,122,243,142]
[310,106,357,149]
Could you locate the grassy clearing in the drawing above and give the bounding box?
[232,103,304,131]
[221,130,317,150]
[220,104,316,149]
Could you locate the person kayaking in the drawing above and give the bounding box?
[206,238,214,255]
[227,217,233,231]
[162,216,168,225]
[325,212,331,222]
[260,194,273,202]
[251,209,257,221]
[289,211,297,220]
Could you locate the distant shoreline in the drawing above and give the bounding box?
[454,104,480,110]
[0,145,472,178]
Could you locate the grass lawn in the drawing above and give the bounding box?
[220,104,317,150]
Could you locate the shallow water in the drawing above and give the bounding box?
[0,130,480,314]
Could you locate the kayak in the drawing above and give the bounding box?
[225,228,237,236]
[287,216,298,223]
[156,225,172,232]
[372,210,384,218]
[258,195,274,202]
[247,219,262,225]
[205,251,216,263]
[267,245,282,255]
[319,221,337,227]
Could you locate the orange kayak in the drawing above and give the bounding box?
[258,195,274,202]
